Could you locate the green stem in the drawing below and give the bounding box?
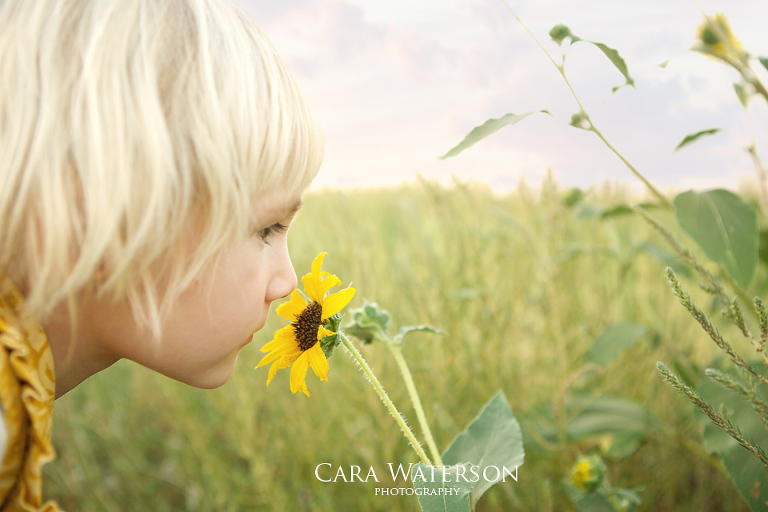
[740,62,768,106]
[383,341,444,466]
[500,0,672,208]
[588,124,672,208]
[339,332,433,466]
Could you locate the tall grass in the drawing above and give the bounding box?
[46,178,750,511]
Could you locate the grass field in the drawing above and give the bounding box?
[45,178,755,511]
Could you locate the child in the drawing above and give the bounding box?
[0,0,323,509]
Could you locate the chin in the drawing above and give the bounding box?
[182,354,240,389]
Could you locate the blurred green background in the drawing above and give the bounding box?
[45,179,753,511]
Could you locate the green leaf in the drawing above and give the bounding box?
[576,203,605,219]
[412,463,474,512]
[758,228,768,267]
[586,322,649,366]
[565,395,650,460]
[573,492,616,512]
[734,82,752,109]
[521,394,651,460]
[438,111,550,159]
[393,325,446,346]
[571,39,634,91]
[600,204,634,219]
[636,241,693,278]
[674,128,722,151]
[674,189,759,290]
[697,369,768,510]
[442,391,525,505]
[760,57,768,73]
[563,187,585,208]
[345,302,391,344]
[592,41,635,90]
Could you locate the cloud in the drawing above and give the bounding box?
[234,0,768,192]
[238,0,388,75]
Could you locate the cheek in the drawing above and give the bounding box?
[210,249,272,322]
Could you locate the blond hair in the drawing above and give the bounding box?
[0,0,323,338]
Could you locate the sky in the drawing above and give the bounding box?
[236,0,768,195]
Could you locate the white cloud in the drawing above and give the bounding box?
[236,0,768,193]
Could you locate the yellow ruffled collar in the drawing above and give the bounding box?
[0,274,62,511]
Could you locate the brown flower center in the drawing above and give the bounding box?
[294,301,323,351]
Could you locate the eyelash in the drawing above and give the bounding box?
[255,222,289,244]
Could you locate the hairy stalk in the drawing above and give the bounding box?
[658,363,768,470]
[384,343,444,466]
[339,332,433,466]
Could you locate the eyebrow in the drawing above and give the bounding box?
[252,199,304,229]
[287,200,303,216]
[268,199,303,224]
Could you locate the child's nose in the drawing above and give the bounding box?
[265,248,297,303]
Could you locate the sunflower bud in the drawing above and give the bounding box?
[693,13,747,67]
[345,302,391,344]
[570,455,606,492]
[549,23,572,46]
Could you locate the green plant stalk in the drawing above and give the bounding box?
[747,141,768,213]
[637,207,758,320]
[587,123,672,208]
[499,0,672,208]
[755,297,768,353]
[383,341,444,466]
[706,369,768,430]
[727,297,768,365]
[338,332,433,466]
[666,268,768,387]
[749,75,768,104]
[635,207,723,296]
[658,362,768,470]
[718,269,758,320]
[737,61,768,106]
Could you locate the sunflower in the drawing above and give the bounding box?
[694,13,747,67]
[570,455,606,492]
[256,252,355,396]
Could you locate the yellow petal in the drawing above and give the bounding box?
[311,252,327,276]
[276,290,307,321]
[316,325,335,341]
[319,274,341,295]
[290,349,312,396]
[321,287,356,320]
[259,327,295,353]
[256,341,301,367]
[307,343,329,381]
[301,272,325,304]
[303,253,342,303]
[265,357,290,386]
[302,273,340,304]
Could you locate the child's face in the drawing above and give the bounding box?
[80,192,304,388]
